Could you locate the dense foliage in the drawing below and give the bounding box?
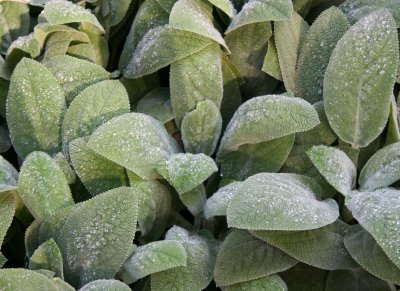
[0,0,400,290]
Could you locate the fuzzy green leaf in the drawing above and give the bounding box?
[29,239,64,279]
[296,7,350,103]
[18,152,74,221]
[170,43,223,126]
[157,153,218,194]
[44,55,110,104]
[136,87,174,124]
[151,226,218,291]
[227,173,339,230]
[58,187,138,287]
[88,113,179,179]
[7,58,66,159]
[0,269,58,290]
[120,240,187,284]
[359,142,400,191]
[207,0,234,17]
[307,145,356,196]
[225,274,288,291]
[275,11,309,94]
[344,224,400,285]
[0,155,18,189]
[226,0,293,33]
[180,185,207,216]
[181,100,222,156]
[0,191,15,246]
[324,10,399,148]
[252,221,358,270]
[25,220,41,258]
[39,0,105,33]
[217,95,320,158]
[69,137,128,196]
[62,79,130,156]
[53,152,75,185]
[124,25,213,78]
[346,188,400,269]
[214,229,296,286]
[262,37,282,81]
[79,279,131,291]
[204,181,241,219]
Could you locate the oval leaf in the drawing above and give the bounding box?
[29,239,64,279]
[0,268,58,290]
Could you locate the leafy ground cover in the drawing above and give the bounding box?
[0,0,400,290]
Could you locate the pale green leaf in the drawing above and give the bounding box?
[275,11,309,94]
[0,269,58,290]
[344,225,400,285]
[324,10,399,148]
[170,43,223,126]
[124,25,213,78]
[0,1,30,54]
[224,22,275,98]
[97,0,132,27]
[251,221,358,270]
[58,187,138,287]
[339,0,400,27]
[79,279,131,291]
[18,151,74,221]
[33,23,90,48]
[136,87,174,124]
[44,55,110,103]
[296,7,350,103]
[38,206,75,245]
[128,175,171,240]
[6,33,41,69]
[25,220,41,258]
[0,191,15,245]
[69,137,128,196]
[181,100,222,155]
[78,23,109,67]
[29,239,64,279]
[220,135,294,180]
[359,142,400,191]
[227,173,339,230]
[7,58,66,159]
[169,0,228,50]
[0,155,18,188]
[88,113,179,179]
[385,96,400,145]
[346,188,400,269]
[53,152,76,185]
[262,37,282,81]
[66,43,97,63]
[307,145,356,196]
[0,253,6,267]
[120,240,187,284]
[52,278,75,291]
[33,269,55,279]
[204,182,241,219]
[180,184,207,216]
[214,229,296,286]
[207,0,234,17]
[42,31,72,62]
[62,79,130,156]
[225,274,288,291]
[226,0,293,33]
[151,226,218,291]
[217,95,320,158]
[325,269,396,291]
[119,0,171,71]
[40,0,105,33]
[157,153,218,194]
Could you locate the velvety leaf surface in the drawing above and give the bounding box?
[207,0,234,17]
[307,145,357,196]
[214,229,296,286]
[18,151,74,220]
[324,10,399,148]
[346,188,400,269]
[227,173,339,230]
[120,240,187,284]
[344,224,400,285]
[78,279,131,291]
[170,43,223,126]
[0,269,58,290]
[157,153,218,194]
[136,87,174,124]
[359,142,400,191]
[0,191,15,246]
[44,55,110,103]
[181,100,222,156]
[226,0,293,33]
[217,95,319,157]
[88,113,179,179]
[29,239,64,279]
[252,221,358,270]
[225,274,288,291]
[58,187,138,287]
[204,182,242,219]
[296,7,350,103]
[7,58,66,159]
[262,37,282,81]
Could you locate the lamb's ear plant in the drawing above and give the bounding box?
[0,0,400,290]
